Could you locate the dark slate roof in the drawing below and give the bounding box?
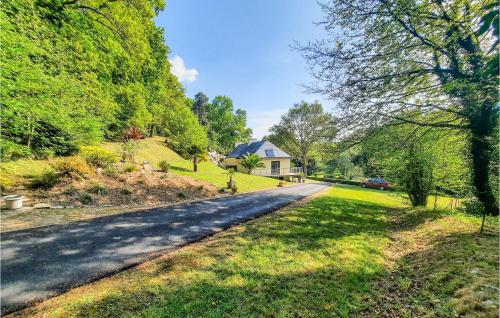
[226,140,291,158]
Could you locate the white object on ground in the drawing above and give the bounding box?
[3,195,24,210]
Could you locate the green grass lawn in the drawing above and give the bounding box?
[16,185,498,318]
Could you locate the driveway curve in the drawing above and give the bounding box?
[1,182,329,314]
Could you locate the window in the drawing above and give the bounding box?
[265,149,275,157]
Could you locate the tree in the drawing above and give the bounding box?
[187,145,207,172]
[192,92,209,126]
[268,101,336,176]
[164,101,209,167]
[403,146,434,206]
[1,0,189,154]
[329,153,355,178]
[206,96,252,154]
[240,153,265,174]
[298,0,499,215]
[360,121,469,206]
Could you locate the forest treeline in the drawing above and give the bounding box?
[0,0,251,160]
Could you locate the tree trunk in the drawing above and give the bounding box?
[193,156,198,172]
[470,126,498,216]
[303,156,308,176]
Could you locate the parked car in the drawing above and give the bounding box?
[360,178,393,190]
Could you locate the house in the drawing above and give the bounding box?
[224,139,303,179]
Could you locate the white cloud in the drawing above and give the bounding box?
[169,55,198,83]
[247,108,288,139]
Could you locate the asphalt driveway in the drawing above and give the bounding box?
[1,182,329,314]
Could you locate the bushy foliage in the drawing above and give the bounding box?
[165,102,208,159]
[78,193,93,205]
[158,160,170,173]
[240,153,265,174]
[1,0,191,155]
[124,127,145,141]
[103,165,119,178]
[81,146,118,168]
[88,184,108,195]
[460,198,485,216]
[50,157,92,179]
[121,188,133,195]
[0,139,32,161]
[205,96,252,154]
[403,148,433,206]
[120,140,139,163]
[120,163,138,173]
[0,176,14,191]
[360,120,469,205]
[29,171,60,189]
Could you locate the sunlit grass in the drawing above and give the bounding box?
[3,137,287,193]
[104,137,288,192]
[15,184,497,318]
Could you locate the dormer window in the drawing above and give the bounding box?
[265,149,275,157]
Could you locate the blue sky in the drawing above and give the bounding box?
[156,0,331,138]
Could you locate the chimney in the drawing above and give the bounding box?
[235,142,243,148]
[248,138,258,145]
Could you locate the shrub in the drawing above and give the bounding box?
[0,139,32,161]
[33,148,55,160]
[177,191,187,199]
[460,198,484,216]
[0,176,13,191]
[124,127,144,141]
[121,188,133,195]
[50,157,92,179]
[158,160,170,173]
[103,165,119,178]
[78,193,93,205]
[81,146,118,168]
[29,171,60,189]
[88,184,108,195]
[120,140,139,163]
[63,186,78,196]
[120,163,138,173]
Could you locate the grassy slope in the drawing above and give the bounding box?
[15,185,498,318]
[2,137,285,193]
[102,137,286,192]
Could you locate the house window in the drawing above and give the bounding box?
[271,161,280,175]
[265,149,275,157]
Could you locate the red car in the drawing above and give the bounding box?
[361,178,393,190]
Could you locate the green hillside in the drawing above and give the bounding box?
[3,137,285,193]
[102,137,285,192]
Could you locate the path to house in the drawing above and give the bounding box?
[0,182,329,314]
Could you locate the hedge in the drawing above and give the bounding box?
[307,176,362,186]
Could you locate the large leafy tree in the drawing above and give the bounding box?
[1,0,191,155]
[268,101,336,176]
[206,96,252,154]
[299,0,499,215]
